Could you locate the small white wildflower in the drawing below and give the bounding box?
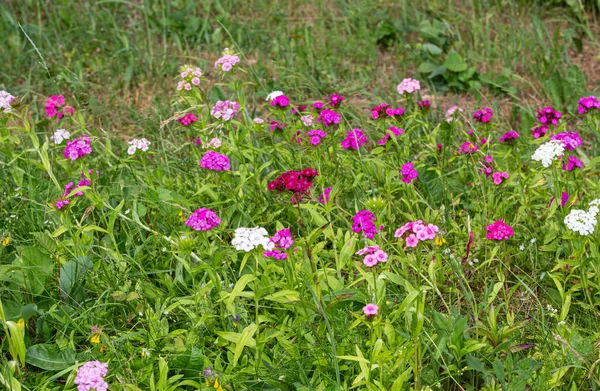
[266,91,284,102]
[206,138,221,149]
[138,311,144,317]
[231,226,274,252]
[51,128,71,145]
[472,258,479,263]
[519,244,525,251]
[530,238,537,244]
[124,209,130,215]
[564,199,600,235]
[532,140,565,168]
[127,138,151,155]
[161,247,167,252]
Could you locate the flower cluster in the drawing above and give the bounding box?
[401,162,418,184]
[341,128,368,150]
[63,135,92,161]
[52,128,71,144]
[317,109,341,127]
[445,106,463,122]
[270,94,290,108]
[328,94,344,108]
[313,101,324,109]
[378,126,404,145]
[268,168,318,203]
[74,361,109,391]
[394,220,439,247]
[397,78,420,94]
[127,138,151,155]
[214,48,240,72]
[319,187,332,205]
[491,171,509,185]
[264,228,294,260]
[232,227,273,252]
[55,199,70,210]
[485,220,514,241]
[210,100,240,121]
[563,155,583,172]
[371,104,404,120]
[564,199,600,235]
[306,129,327,146]
[178,113,197,126]
[270,121,286,131]
[0,90,15,113]
[577,95,600,115]
[536,107,561,125]
[352,210,379,239]
[206,138,222,149]
[200,151,230,171]
[458,141,479,154]
[356,245,388,267]
[417,100,431,111]
[185,208,221,231]
[499,131,519,143]
[531,124,548,139]
[551,132,582,151]
[177,66,202,91]
[473,107,493,123]
[301,115,313,126]
[532,140,564,168]
[46,95,74,120]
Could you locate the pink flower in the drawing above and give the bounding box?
[405,234,419,247]
[363,254,378,267]
[328,94,344,108]
[491,171,509,185]
[45,95,74,121]
[356,245,380,256]
[458,141,479,154]
[214,52,240,71]
[317,109,341,127]
[499,131,519,142]
[536,107,561,125]
[253,118,264,124]
[401,162,418,184]
[473,107,493,123]
[63,135,92,161]
[531,125,548,139]
[341,129,367,150]
[55,199,70,210]
[270,95,290,108]
[74,361,108,391]
[352,210,379,239]
[319,187,332,205]
[551,132,582,151]
[210,100,240,121]
[199,151,230,171]
[362,303,379,317]
[378,126,404,145]
[306,129,327,146]
[397,78,420,94]
[185,208,221,231]
[563,155,583,171]
[178,113,197,126]
[301,115,313,126]
[578,95,600,115]
[485,220,514,241]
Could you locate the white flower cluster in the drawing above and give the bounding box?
[266,91,284,102]
[51,128,71,144]
[0,90,15,113]
[564,199,600,236]
[127,138,151,155]
[532,140,564,168]
[231,227,274,252]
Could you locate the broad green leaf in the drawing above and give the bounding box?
[20,247,53,296]
[444,51,467,72]
[26,344,76,371]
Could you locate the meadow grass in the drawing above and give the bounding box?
[1,1,600,391]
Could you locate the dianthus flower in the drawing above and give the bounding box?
[532,140,564,168]
[485,220,514,241]
[531,125,548,139]
[371,103,389,119]
[264,228,294,260]
[253,117,264,124]
[401,162,418,184]
[63,172,94,198]
[206,138,222,149]
[214,48,240,72]
[445,105,464,122]
[394,220,439,247]
[536,107,561,125]
[231,227,273,252]
[378,126,404,145]
[317,109,341,127]
[561,192,570,208]
[190,137,202,146]
[491,171,509,185]
[301,115,313,126]
[52,128,71,145]
[291,105,307,115]
[268,168,318,203]
[385,107,405,117]
[328,94,344,108]
[63,135,92,160]
[270,95,290,108]
[563,155,583,172]
[397,78,420,94]
[352,210,379,239]
[307,129,327,145]
[178,113,197,126]
[200,151,230,171]
[341,128,367,150]
[46,95,74,120]
[551,132,582,151]
[363,303,379,317]
[499,131,519,142]
[74,361,108,391]
[473,107,493,123]
[356,245,388,267]
[577,95,600,115]
[458,141,479,154]
[417,100,431,111]
[0,90,15,113]
[176,65,202,91]
[564,199,600,235]
[210,100,240,121]
[185,208,221,231]
[313,101,324,109]
[270,121,286,131]
[319,187,332,205]
[55,199,70,210]
[127,138,151,155]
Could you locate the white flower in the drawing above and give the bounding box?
[564,199,600,235]
[253,117,264,124]
[445,106,463,122]
[206,138,221,149]
[128,138,151,155]
[266,91,284,102]
[519,244,525,251]
[127,145,137,155]
[0,90,15,113]
[532,140,564,168]
[301,115,313,126]
[51,128,71,145]
[231,227,274,252]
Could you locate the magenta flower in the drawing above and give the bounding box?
[63,135,92,161]
[385,107,405,117]
[397,78,420,94]
[45,95,74,121]
[362,303,379,317]
[185,208,221,231]
[317,109,341,127]
[328,94,344,108]
[561,192,570,208]
[358,245,388,268]
[264,228,294,260]
[551,132,582,151]
[485,220,514,241]
[270,121,286,131]
[371,103,389,119]
[200,151,230,171]
[401,162,418,184]
[341,128,368,150]
[178,113,197,126]
[74,361,108,391]
[352,210,379,239]
[578,95,600,115]
[313,101,324,109]
[395,220,439,247]
[378,126,404,145]
[499,131,519,142]
[307,129,327,146]
[417,100,431,111]
[319,187,332,205]
[55,199,70,210]
[210,100,240,121]
[536,107,561,125]
[491,171,509,185]
[563,155,583,171]
[458,141,479,154]
[263,250,287,260]
[473,108,493,123]
[270,95,290,108]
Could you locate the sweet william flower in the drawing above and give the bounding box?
[52,128,71,145]
[232,227,273,252]
[473,107,493,123]
[0,90,15,113]
[363,303,379,317]
[63,135,92,161]
[401,162,418,184]
[211,100,240,121]
[200,151,230,171]
[532,140,564,168]
[74,361,108,391]
[185,208,221,231]
[485,220,514,241]
[397,78,420,94]
[578,95,600,115]
[341,128,367,150]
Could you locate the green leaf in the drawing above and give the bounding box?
[417,61,439,74]
[422,43,442,55]
[26,344,76,371]
[20,247,54,296]
[59,257,93,302]
[444,52,467,72]
[233,323,257,367]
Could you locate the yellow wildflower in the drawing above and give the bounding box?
[1,235,9,247]
[435,236,446,246]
